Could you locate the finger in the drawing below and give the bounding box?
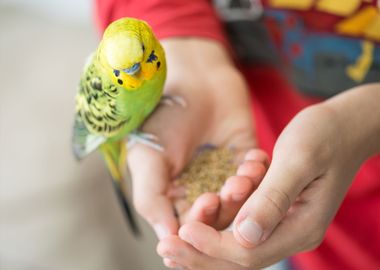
[178,211,312,269]
[182,192,220,225]
[243,148,270,168]
[128,144,179,239]
[157,235,244,270]
[236,160,267,186]
[179,222,251,266]
[211,159,266,229]
[233,155,311,247]
[163,258,189,270]
[185,159,267,230]
[167,183,187,199]
[215,176,255,229]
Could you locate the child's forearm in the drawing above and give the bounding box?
[324,83,380,161]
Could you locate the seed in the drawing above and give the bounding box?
[177,145,237,203]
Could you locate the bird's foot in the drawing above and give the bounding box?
[127,131,164,152]
[160,95,187,108]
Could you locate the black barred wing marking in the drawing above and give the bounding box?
[76,63,129,137]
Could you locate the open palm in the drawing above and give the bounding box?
[127,38,268,239]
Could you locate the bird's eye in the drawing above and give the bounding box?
[123,63,141,75]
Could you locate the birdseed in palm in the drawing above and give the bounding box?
[177,145,237,203]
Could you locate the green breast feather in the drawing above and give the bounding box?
[72,54,165,159]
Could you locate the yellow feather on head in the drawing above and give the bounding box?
[97,17,163,90]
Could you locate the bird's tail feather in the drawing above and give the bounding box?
[100,141,141,236]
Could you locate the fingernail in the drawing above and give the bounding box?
[204,206,218,215]
[244,150,256,161]
[236,165,249,176]
[237,218,263,245]
[154,224,169,240]
[232,193,245,202]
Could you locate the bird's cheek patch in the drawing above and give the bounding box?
[140,63,155,80]
[120,73,142,90]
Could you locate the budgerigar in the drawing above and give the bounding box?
[72,17,166,235]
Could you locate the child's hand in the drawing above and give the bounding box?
[157,84,380,269]
[127,38,268,239]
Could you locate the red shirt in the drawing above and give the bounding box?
[95,1,380,269]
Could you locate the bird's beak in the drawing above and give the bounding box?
[123,63,141,76]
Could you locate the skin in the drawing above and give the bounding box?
[127,38,268,237]
[128,37,380,269]
[159,93,380,269]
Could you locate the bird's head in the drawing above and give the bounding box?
[98,18,164,90]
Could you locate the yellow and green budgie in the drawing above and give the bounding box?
[72,17,167,235]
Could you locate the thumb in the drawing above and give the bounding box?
[233,155,310,248]
[128,144,179,240]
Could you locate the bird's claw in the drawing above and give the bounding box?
[160,95,187,108]
[127,132,164,152]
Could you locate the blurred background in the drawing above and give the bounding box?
[0,1,284,270]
